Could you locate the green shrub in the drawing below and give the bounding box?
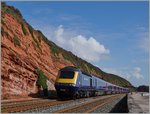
[13,36,21,46]
[28,25,34,38]
[21,23,27,35]
[37,30,61,56]
[36,68,48,89]
[2,2,23,22]
[28,25,41,50]
[33,38,40,50]
[38,30,48,43]
[2,2,7,15]
[51,45,59,56]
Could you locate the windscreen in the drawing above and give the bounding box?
[59,71,75,79]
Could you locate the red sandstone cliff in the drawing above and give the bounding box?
[1,4,73,99]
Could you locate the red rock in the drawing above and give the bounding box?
[1,13,73,99]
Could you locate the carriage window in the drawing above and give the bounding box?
[108,86,112,89]
[59,71,75,79]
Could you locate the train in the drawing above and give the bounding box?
[55,66,129,99]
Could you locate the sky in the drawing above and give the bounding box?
[6,1,149,87]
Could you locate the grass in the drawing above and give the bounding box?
[37,30,59,56]
[28,25,34,38]
[2,2,23,22]
[34,38,40,50]
[21,23,27,35]
[51,45,59,56]
[28,25,41,50]
[13,36,21,46]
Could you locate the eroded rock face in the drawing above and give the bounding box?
[1,13,72,99]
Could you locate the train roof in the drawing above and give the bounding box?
[60,66,92,77]
[81,71,92,77]
[60,66,80,72]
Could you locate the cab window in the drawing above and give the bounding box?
[59,71,75,79]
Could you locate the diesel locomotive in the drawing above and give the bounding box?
[55,66,129,99]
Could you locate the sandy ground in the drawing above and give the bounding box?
[128,92,149,113]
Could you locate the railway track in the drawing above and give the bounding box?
[54,94,126,113]
[1,100,55,112]
[1,97,88,113]
[1,97,45,105]
[1,94,125,113]
[1,99,76,113]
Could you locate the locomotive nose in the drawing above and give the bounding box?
[55,83,78,98]
[55,70,79,98]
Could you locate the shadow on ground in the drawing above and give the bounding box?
[28,90,58,99]
[109,95,129,113]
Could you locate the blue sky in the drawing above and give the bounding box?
[6,1,149,87]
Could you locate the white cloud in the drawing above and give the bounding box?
[54,25,65,45]
[132,67,143,79]
[53,25,110,62]
[29,20,109,62]
[102,67,131,80]
[102,66,143,80]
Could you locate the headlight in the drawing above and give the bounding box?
[68,83,76,86]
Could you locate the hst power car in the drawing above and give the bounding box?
[55,66,129,99]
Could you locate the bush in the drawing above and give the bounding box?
[2,2,23,22]
[28,25,34,38]
[37,30,60,55]
[36,68,48,90]
[37,30,48,43]
[21,23,27,35]
[51,45,59,56]
[13,36,21,46]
